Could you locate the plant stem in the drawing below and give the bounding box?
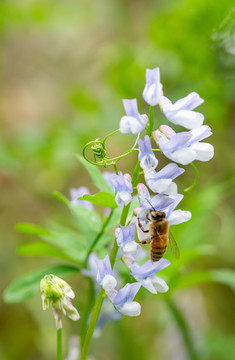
[80,287,106,360]
[57,328,62,360]
[147,106,154,137]
[80,160,141,360]
[165,297,199,360]
[79,204,130,360]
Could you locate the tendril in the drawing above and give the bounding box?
[184,163,199,192]
[82,130,140,168]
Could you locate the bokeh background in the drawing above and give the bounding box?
[0,0,235,359]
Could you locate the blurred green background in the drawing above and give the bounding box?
[0,0,235,359]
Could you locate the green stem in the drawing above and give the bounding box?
[165,297,199,360]
[79,204,131,360]
[147,106,154,137]
[80,160,141,360]
[80,287,106,360]
[57,328,62,360]
[184,163,199,192]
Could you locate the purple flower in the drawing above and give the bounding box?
[160,92,204,129]
[124,256,170,294]
[136,186,191,242]
[137,183,175,210]
[108,283,141,317]
[115,223,141,256]
[143,67,163,106]
[153,125,214,165]
[108,172,133,207]
[120,99,148,134]
[70,186,94,210]
[96,255,117,291]
[138,135,158,170]
[144,163,185,195]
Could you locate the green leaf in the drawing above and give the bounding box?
[53,191,69,205]
[53,191,102,234]
[41,223,91,264]
[15,223,51,236]
[76,154,113,193]
[70,205,102,233]
[78,192,117,209]
[17,242,74,262]
[3,264,79,303]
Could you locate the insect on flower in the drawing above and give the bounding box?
[137,199,180,262]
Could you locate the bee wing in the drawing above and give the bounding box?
[167,231,180,259]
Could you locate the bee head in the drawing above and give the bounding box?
[149,210,166,221]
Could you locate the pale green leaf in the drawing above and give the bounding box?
[76,154,113,193]
[17,242,74,262]
[15,223,51,236]
[78,192,117,209]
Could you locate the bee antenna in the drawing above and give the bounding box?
[145,198,156,211]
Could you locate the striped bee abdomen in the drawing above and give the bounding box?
[150,235,168,262]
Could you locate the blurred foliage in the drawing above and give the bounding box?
[0,0,235,359]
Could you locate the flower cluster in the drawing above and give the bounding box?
[71,67,214,332]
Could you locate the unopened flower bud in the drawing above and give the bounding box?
[40,274,80,329]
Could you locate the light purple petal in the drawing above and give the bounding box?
[120,99,147,134]
[96,255,113,285]
[162,132,192,153]
[123,99,139,117]
[164,194,184,218]
[70,187,94,210]
[167,147,197,165]
[159,125,176,138]
[190,142,214,161]
[171,92,204,112]
[138,136,158,170]
[187,125,212,145]
[168,210,192,225]
[116,223,136,247]
[112,283,141,306]
[167,110,204,130]
[150,194,176,211]
[130,258,170,279]
[143,68,163,106]
[116,301,141,317]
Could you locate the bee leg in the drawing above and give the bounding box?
[138,217,149,233]
[137,238,152,245]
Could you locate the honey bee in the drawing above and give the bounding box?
[137,202,179,262]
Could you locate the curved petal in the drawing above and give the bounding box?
[187,125,212,145]
[168,147,197,165]
[190,142,214,162]
[151,275,169,293]
[170,92,204,112]
[112,283,141,306]
[116,301,141,317]
[120,115,146,134]
[101,275,117,291]
[130,258,170,278]
[168,110,204,130]
[168,209,192,225]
